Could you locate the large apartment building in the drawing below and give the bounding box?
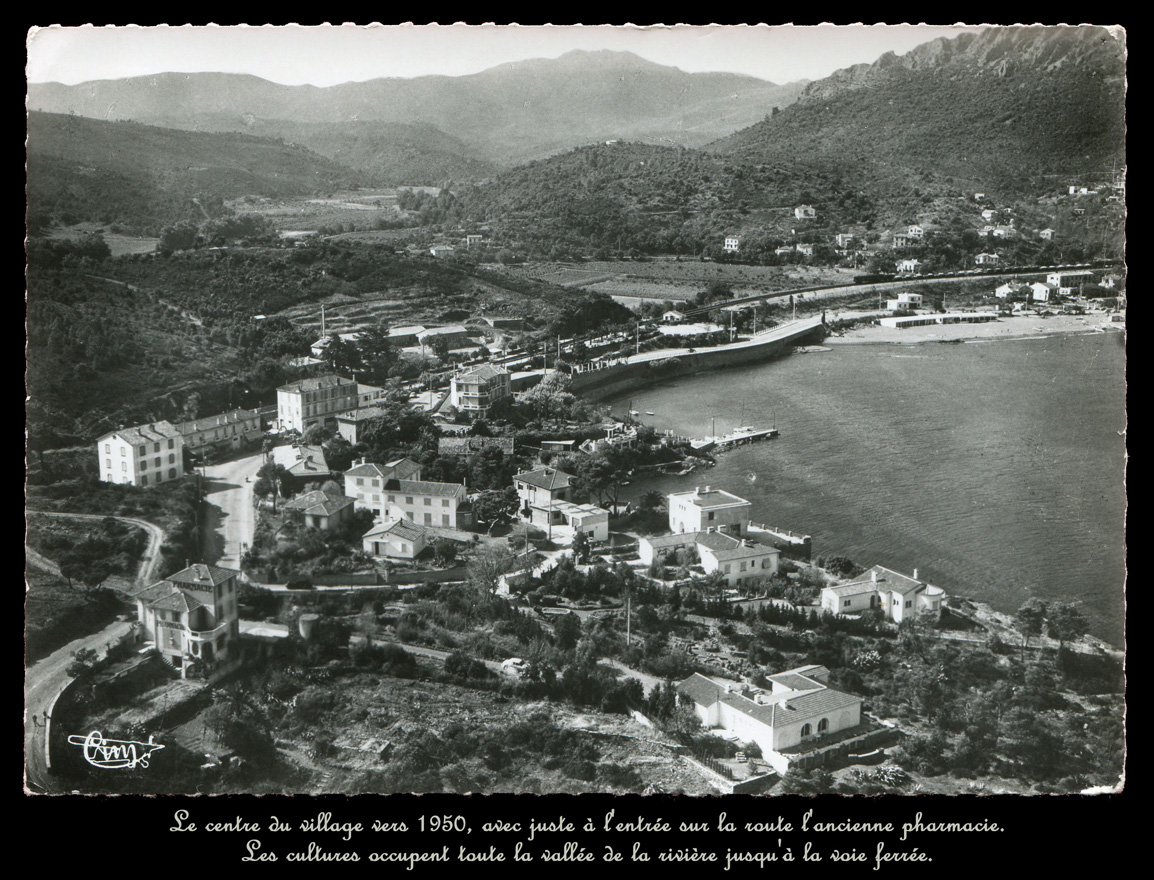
[276,374,358,433]
[96,421,185,487]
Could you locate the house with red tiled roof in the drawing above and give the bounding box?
[677,665,872,774]
[131,564,241,677]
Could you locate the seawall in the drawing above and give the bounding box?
[570,322,826,401]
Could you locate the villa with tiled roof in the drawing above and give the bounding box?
[282,490,356,530]
[132,564,241,677]
[678,665,874,774]
[821,565,946,623]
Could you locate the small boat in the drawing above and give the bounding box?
[645,411,655,416]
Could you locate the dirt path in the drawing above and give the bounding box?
[26,510,166,587]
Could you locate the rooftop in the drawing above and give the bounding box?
[832,564,945,597]
[98,420,183,446]
[277,374,357,394]
[455,364,509,382]
[364,519,427,542]
[283,490,355,517]
[173,408,261,435]
[678,667,862,730]
[515,467,574,491]
[669,487,751,510]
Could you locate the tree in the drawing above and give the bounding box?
[1047,602,1089,651]
[204,685,277,767]
[1014,598,1048,656]
[254,462,292,511]
[157,222,199,254]
[471,488,518,532]
[638,490,665,511]
[467,544,517,595]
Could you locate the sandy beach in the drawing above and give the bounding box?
[824,312,1123,345]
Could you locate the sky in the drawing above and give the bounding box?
[26,23,991,87]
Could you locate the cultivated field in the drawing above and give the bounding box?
[488,260,859,302]
[228,190,408,234]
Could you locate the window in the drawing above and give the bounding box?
[424,513,432,525]
[405,496,414,505]
[400,543,408,554]
[724,564,731,573]
[155,457,161,468]
[357,493,365,501]
[121,447,126,456]
[442,499,449,507]
[168,439,174,449]
[387,495,395,503]
[356,478,364,486]
[106,459,112,469]
[371,479,379,488]
[424,498,432,506]
[740,561,747,572]
[105,443,111,453]
[141,475,148,486]
[818,718,829,733]
[169,468,177,479]
[707,511,714,521]
[442,515,450,527]
[138,445,146,456]
[122,462,127,472]
[154,442,160,453]
[801,723,812,737]
[169,453,176,464]
[844,599,852,607]
[905,600,912,608]
[141,459,147,469]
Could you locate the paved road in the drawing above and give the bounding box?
[25,619,136,793]
[202,452,264,571]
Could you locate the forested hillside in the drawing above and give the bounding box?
[27,111,363,234]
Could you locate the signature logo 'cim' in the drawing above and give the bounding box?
[67,731,165,769]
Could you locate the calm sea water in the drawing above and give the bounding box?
[608,332,1127,645]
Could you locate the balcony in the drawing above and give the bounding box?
[186,621,229,642]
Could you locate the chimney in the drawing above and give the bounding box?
[704,486,711,493]
[694,486,701,496]
[871,570,878,582]
[913,568,919,580]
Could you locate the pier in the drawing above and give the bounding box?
[689,426,779,453]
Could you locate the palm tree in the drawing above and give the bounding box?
[639,490,666,511]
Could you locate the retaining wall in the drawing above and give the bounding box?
[570,324,825,401]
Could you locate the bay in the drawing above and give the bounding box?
[607,331,1127,645]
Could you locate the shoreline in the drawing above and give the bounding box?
[824,313,1123,346]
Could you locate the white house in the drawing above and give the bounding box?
[906,224,925,239]
[1046,271,1095,294]
[794,205,816,220]
[344,458,423,517]
[362,519,428,560]
[820,565,945,623]
[1029,282,1053,302]
[678,666,868,775]
[885,292,924,311]
[994,282,1019,298]
[276,374,359,433]
[514,467,573,528]
[132,564,241,677]
[449,364,512,418]
[668,486,751,537]
[723,235,740,253]
[695,531,780,588]
[975,252,1000,265]
[981,209,997,222]
[834,233,855,249]
[1039,228,1055,240]
[795,243,815,256]
[897,259,922,274]
[96,421,185,488]
[662,310,687,323]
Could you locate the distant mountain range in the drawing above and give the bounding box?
[28,49,807,167]
[709,26,1126,189]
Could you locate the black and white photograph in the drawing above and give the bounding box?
[25,21,1125,810]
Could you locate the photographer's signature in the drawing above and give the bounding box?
[67,731,165,769]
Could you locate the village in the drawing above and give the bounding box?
[27,277,1122,796]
